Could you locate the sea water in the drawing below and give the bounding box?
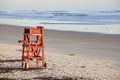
[0,10,120,34]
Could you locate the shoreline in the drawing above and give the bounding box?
[0,17,120,34]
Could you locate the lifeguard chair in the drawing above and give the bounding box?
[18,26,47,69]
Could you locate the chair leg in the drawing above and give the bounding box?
[21,57,24,67]
[36,59,38,68]
[25,59,30,69]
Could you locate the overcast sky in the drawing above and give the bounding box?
[0,0,120,10]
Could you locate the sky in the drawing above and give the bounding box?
[0,0,120,11]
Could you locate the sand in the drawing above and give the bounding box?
[0,24,120,80]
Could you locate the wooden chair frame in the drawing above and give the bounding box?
[18,26,47,69]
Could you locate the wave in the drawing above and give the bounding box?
[0,10,120,25]
[0,10,119,17]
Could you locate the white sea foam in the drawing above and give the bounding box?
[45,24,120,34]
[0,18,120,34]
[0,18,41,27]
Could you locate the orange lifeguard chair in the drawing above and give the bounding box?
[18,26,47,69]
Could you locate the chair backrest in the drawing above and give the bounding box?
[24,26,44,46]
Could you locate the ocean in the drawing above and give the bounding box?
[0,10,120,34]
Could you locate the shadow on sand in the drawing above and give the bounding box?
[0,59,21,63]
[0,59,44,73]
[0,59,91,80]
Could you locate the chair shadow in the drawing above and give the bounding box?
[0,66,44,73]
[0,59,44,73]
[0,59,21,63]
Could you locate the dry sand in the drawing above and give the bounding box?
[0,24,120,80]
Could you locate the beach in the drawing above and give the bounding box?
[0,24,120,80]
